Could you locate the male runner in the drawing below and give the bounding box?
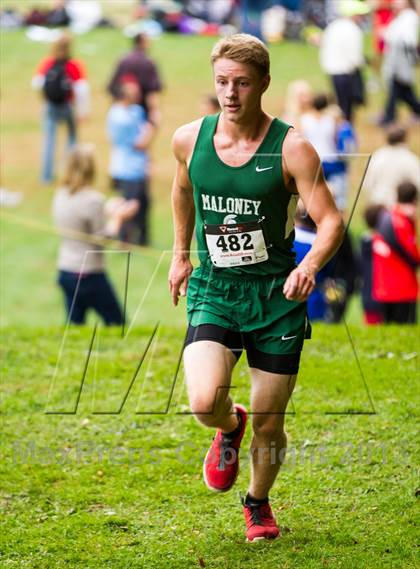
[168,34,344,542]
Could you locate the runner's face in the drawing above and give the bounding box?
[213,58,269,122]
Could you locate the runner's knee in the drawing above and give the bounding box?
[252,416,285,441]
[189,389,230,420]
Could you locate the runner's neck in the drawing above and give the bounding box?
[219,110,271,142]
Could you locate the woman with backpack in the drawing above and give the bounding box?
[32,33,90,183]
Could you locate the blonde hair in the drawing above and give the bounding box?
[62,145,96,194]
[51,33,72,60]
[211,34,270,77]
[283,80,313,119]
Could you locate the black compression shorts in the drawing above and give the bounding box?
[185,323,302,375]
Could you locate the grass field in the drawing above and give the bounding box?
[1,325,419,568]
[1,13,419,569]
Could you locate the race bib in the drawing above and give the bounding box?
[204,220,269,268]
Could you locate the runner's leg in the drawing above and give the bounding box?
[248,369,297,499]
[184,341,239,433]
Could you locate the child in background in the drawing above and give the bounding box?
[360,204,385,324]
[373,182,419,323]
[52,144,138,325]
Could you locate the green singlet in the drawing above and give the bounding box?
[188,113,298,278]
[186,113,310,356]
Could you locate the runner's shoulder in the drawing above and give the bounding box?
[172,118,204,162]
[283,128,321,172]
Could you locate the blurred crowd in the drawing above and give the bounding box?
[283,0,419,325]
[9,0,418,325]
[0,1,348,35]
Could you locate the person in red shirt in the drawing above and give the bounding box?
[372,181,419,323]
[372,0,394,56]
[32,33,90,183]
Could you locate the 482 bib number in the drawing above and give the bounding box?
[204,220,268,268]
[215,233,253,252]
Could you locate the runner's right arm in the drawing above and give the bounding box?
[168,122,199,306]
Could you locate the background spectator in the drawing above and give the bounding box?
[319,0,370,122]
[363,125,420,207]
[32,33,90,183]
[360,204,385,324]
[371,0,394,58]
[331,103,357,212]
[380,0,420,125]
[324,232,359,323]
[300,93,356,211]
[107,78,154,246]
[46,0,70,27]
[52,144,137,325]
[293,204,333,321]
[372,182,419,324]
[282,79,313,128]
[238,0,270,39]
[107,32,163,127]
[302,0,328,28]
[200,94,220,115]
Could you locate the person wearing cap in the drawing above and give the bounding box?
[107,32,163,128]
[319,0,370,122]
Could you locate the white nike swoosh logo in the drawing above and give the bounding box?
[256,166,273,172]
[281,334,297,341]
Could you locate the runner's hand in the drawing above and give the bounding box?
[283,265,316,302]
[168,256,193,306]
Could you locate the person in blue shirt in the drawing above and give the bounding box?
[293,203,333,321]
[107,76,154,245]
[333,104,357,213]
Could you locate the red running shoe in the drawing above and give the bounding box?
[243,500,280,542]
[203,404,247,492]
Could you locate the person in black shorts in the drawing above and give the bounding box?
[168,34,344,542]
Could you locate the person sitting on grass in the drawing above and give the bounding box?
[52,144,138,325]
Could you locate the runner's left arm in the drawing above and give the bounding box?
[282,131,345,302]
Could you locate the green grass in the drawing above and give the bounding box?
[1,325,419,568]
[1,23,419,568]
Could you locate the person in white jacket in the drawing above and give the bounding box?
[319,0,370,122]
[381,0,420,125]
